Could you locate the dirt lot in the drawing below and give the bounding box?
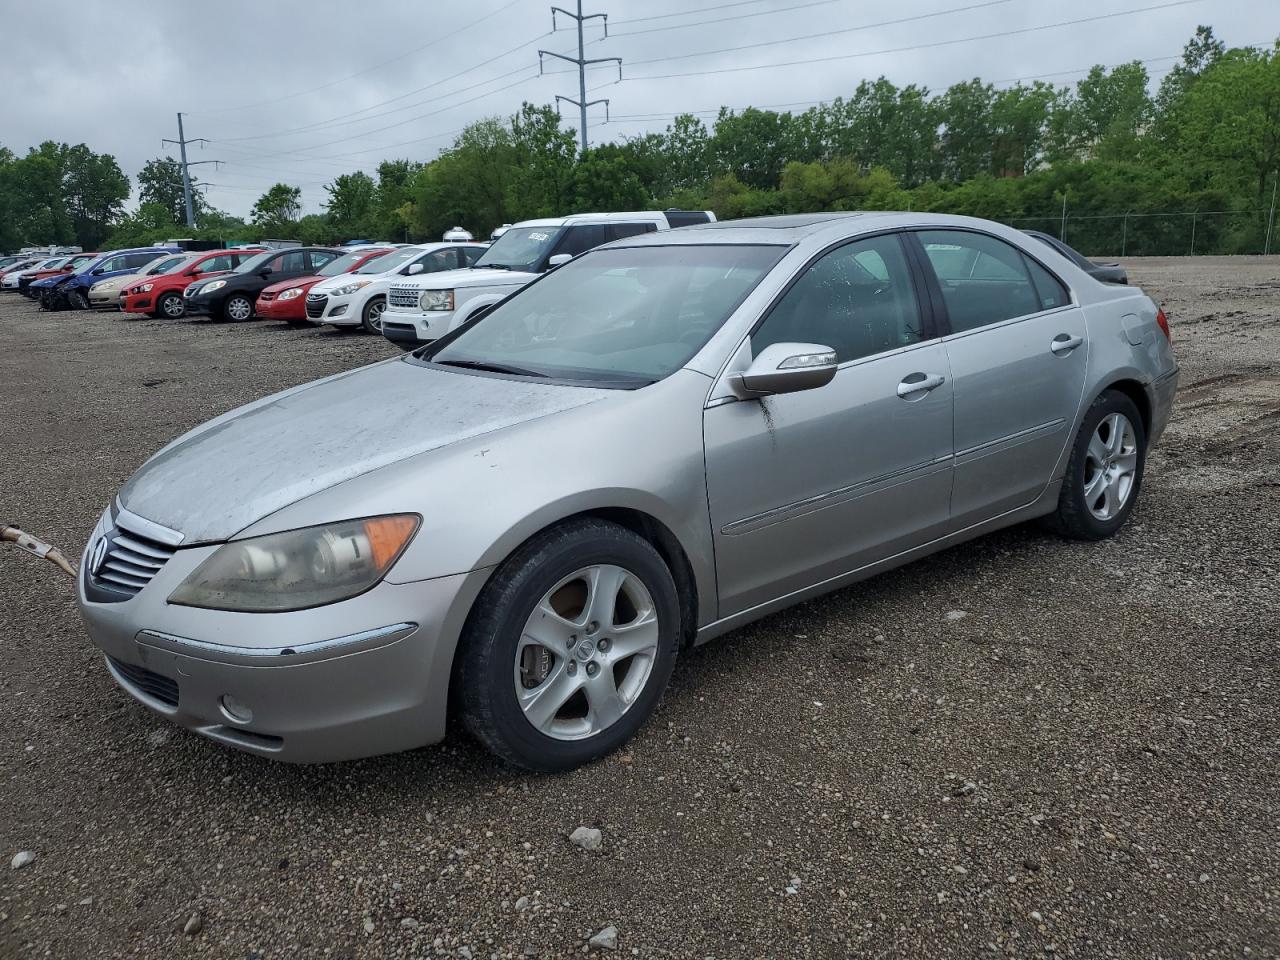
[1,258,1277,959]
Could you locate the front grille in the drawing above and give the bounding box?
[305,294,328,319]
[89,512,178,597]
[259,291,275,302]
[388,286,419,310]
[108,656,179,707]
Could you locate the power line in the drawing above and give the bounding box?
[620,0,1208,81]
[610,0,777,27]
[609,0,867,38]
[191,0,528,115]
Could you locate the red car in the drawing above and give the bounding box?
[120,248,265,319]
[255,247,392,325]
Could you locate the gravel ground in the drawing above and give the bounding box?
[1,259,1277,960]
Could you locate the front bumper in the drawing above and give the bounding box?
[120,292,154,314]
[182,291,217,317]
[89,289,123,308]
[77,535,489,763]
[255,296,306,321]
[380,307,455,348]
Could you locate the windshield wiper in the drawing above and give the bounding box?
[435,359,546,378]
[474,263,510,270]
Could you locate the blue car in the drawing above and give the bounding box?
[40,246,179,311]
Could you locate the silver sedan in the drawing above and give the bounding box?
[77,213,1178,771]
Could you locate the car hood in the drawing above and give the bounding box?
[402,267,536,290]
[262,275,322,295]
[118,359,609,542]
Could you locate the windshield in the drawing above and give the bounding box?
[234,251,273,274]
[37,258,67,269]
[429,244,786,385]
[473,226,563,272]
[355,247,420,274]
[319,249,380,277]
[144,255,185,274]
[74,256,109,275]
[159,255,195,274]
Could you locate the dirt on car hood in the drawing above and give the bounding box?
[118,358,606,542]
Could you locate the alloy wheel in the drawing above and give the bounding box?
[1083,412,1138,521]
[514,564,660,741]
[161,294,184,319]
[226,297,252,321]
[366,299,386,332]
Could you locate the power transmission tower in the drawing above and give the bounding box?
[538,1,621,154]
[162,113,219,228]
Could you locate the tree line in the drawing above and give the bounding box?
[2,27,1276,257]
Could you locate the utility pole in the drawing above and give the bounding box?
[1265,169,1278,256]
[1059,189,1068,241]
[162,113,219,228]
[538,1,621,154]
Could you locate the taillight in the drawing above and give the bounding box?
[1155,308,1171,344]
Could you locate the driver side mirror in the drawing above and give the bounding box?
[405,262,424,275]
[258,268,272,277]
[91,268,104,275]
[547,253,572,269]
[727,343,838,398]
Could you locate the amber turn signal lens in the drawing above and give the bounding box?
[364,515,420,570]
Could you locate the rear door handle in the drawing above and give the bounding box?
[1051,334,1084,355]
[897,373,946,399]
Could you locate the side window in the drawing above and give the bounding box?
[607,222,657,242]
[460,246,484,266]
[100,256,127,272]
[752,233,924,364]
[125,252,155,269]
[198,254,233,273]
[275,250,307,273]
[551,224,606,260]
[422,249,458,272]
[917,230,1042,334]
[308,250,338,270]
[1023,255,1071,310]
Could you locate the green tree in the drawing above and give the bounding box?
[137,156,206,226]
[505,102,577,219]
[570,151,649,210]
[323,171,377,238]
[937,79,995,181]
[250,183,303,235]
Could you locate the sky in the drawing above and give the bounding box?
[2,0,1273,220]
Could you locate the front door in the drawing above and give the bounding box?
[704,232,955,618]
[912,229,1089,527]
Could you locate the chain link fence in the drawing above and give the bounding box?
[1004,209,1277,258]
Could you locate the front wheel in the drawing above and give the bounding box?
[156,292,185,319]
[457,519,681,772]
[222,294,254,322]
[361,296,386,334]
[67,288,90,310]
[1046,390,1147,540]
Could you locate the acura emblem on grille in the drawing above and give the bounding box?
[89,535,109,575]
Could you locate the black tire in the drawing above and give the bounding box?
[156,292,185,320]
[222,294,254,323]
[1045,389,1147,540]
[360,296,387,334]
[457,518,681,772]
[67,288,89,310]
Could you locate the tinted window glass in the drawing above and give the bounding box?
[663,210,712,228]
[553,224,607,259]
[754,233,924,363]
[917,230,1042,333]
[460,245,485,266]
[422,248,459,272]
[274,250,307,273]
[1023,255,1071,310]
[308,250,340,271]
[607,222,657,242]
[431,245,785,384]
[198,254,235,273]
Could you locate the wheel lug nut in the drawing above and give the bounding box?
[567,662,577,676]
[566,636,576,649]
[597,638,610,652]
[586,663,599,677]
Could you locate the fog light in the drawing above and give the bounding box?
[219,694,254,724]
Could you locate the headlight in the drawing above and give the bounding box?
[278,287,303,301]
[332,280,371,297]
[201,279,227,294]
[139,283,154,293]
[420,289,454,312]
[169,515,420,613]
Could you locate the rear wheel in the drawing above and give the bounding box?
[156,292,185,319]
[457,519,680,772]
[1046,390,1146,540]
[361,296,387,334]
[223,294,253,322]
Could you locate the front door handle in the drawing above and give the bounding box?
[897,372,946,399]
[1051,334,1084,355]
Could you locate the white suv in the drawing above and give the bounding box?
[379,209,715,350]
[306,242,488,333]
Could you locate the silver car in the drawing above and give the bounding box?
[76,213,1178,771]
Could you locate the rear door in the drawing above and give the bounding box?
[911,229,1087,527]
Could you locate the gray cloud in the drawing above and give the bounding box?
[2,0,1270,218]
